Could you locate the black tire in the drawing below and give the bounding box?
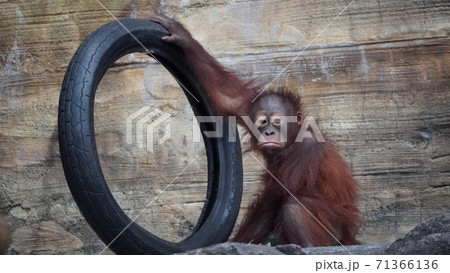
[58,19,243,254]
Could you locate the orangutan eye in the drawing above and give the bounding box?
[271,116,282,127]
[256,116,268,128]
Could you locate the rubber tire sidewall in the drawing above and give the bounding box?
[58,19,243,254]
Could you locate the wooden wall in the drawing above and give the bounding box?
[0,0,449,253]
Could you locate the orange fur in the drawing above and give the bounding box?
[151,16,360,246]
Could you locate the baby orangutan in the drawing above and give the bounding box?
[149,15,360,246]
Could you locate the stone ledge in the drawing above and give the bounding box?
[180,214,449,255]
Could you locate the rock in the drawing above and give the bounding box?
[386,214,450,255]
[302,244,390,255]
[181,242,283,255]
[9,221,83,254]
[275,244,306,255]
[180,242,391,255]
[180,214,450,255]
[0,216,10,254]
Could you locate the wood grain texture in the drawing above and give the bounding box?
[0,0,449,253]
